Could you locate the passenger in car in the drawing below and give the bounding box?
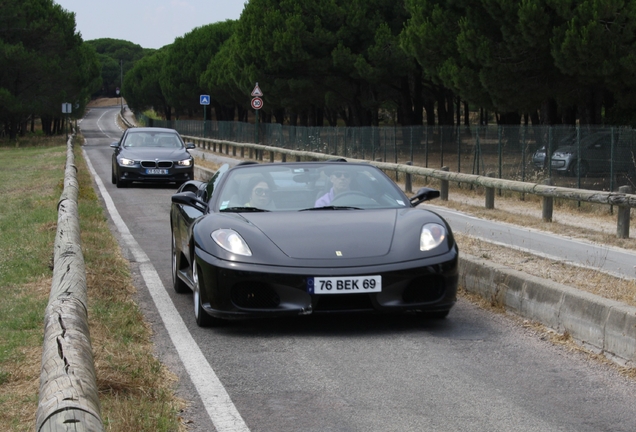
[245,176,274,209]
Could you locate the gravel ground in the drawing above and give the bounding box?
[432,188,636,308]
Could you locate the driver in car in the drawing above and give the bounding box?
[315,169,352,206]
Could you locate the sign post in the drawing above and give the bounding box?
[200,95,210,137]
[62,103,72,141]
[251,83,263,145]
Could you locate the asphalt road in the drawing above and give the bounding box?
[81,106,636,432]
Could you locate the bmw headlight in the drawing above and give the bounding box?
[177,157,193,167]
[119,157,135,166]
[420,223,446,251]
[211,229,252,256]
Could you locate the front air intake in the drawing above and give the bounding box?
[231,282,280,309]
[402,276,445,303]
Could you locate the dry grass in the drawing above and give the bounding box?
[0,138,185,431]
[424,180,636,308]
[0,280,50,431]
[88,97,125,108]
[0,143,66,431]
[73,137,186,431]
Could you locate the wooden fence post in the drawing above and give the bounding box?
[617,185,632,238]
[485,172,495,209]
[542,178,554,222]
[405,161,413,193]
[440,166,449,201]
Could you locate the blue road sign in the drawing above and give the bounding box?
[200,95,210,105]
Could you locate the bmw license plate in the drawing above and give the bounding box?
[308,275,382,294]
[146,168,168,175]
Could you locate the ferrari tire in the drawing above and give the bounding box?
[171,235,189,294]
[111,168,116,184]
[192,261,220,327]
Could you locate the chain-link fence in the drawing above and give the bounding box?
[140,114,636,192]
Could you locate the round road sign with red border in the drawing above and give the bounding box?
[251,97,263,110]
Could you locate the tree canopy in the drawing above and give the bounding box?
[0,0,101,138]
[120,0,636,127]
[4,0,636,135]
[85,38,152,98]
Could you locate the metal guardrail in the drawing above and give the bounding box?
[150,115,636,192]
[36,136,103,432]
[184,135,635,238]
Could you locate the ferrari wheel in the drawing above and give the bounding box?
[192,261,219,327]
[171,235,189,294]
[111,167,116,184]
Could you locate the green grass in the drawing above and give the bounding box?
[0,143,63,430]
[0,137,183,431]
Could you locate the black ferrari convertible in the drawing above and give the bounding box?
[170,160,459,326]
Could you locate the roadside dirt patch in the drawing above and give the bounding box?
[87,97,125,108]
[429,187,636,308]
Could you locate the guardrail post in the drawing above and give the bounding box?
[617,185,632,238]
[440,166,449,201]
[405,161,413,193]
[485,172,495,209]
[232,145,236,157]
[282,153,287,162]
[270,151,275,163]
[542,178,554,222]
[241,146,245,158]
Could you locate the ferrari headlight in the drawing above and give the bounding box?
[177,157,193,167]
[211,229,252,256]
[420,223,446,251]
[119,157,135,166]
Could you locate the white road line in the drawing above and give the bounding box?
[96,109,119,139]
[82,148,250,432]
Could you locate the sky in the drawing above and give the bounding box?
[53,0,248,49]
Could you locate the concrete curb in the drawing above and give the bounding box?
[460,253,636,366]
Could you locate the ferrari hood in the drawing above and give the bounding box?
[242,210,397,259]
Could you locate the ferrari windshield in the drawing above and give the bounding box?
[215,163,410,212]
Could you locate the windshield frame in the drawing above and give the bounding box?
[210,162,410,213]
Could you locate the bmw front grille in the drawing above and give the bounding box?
[141,160,173,168]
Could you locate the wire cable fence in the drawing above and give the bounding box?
[139,115,636,192]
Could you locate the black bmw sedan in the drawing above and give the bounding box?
[111,127,195,188]
[170,160,459,327]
